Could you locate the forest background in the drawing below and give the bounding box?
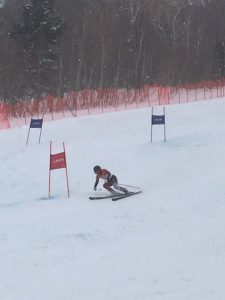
[1,0,225,102]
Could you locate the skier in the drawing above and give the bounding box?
[93,165,129,194]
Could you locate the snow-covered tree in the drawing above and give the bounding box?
[10,0,64,98]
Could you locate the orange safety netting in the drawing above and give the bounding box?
[0,103,10,129]
[1,79,225,129]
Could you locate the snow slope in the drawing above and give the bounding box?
[1,99,225,300]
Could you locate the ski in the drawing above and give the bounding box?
[89,193,122,200]
[112,190,142,201]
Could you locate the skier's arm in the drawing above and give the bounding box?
[94,176,99,190]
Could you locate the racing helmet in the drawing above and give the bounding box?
[93,165,101,174]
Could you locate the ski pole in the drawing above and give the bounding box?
[120,183,141,190]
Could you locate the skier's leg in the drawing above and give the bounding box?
[111,175,128,194]
[103,182,116,194]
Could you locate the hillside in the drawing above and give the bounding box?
[1,99,225,300]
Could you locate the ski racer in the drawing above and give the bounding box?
[93,165,128,194]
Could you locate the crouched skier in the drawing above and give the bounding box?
[93,165,128,194]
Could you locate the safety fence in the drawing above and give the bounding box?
[1,79,225,129]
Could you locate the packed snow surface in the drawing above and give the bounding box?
[1,99,225,300]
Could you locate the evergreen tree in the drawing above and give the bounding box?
[10,0,64,98]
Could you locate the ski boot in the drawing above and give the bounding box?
[106,187,117,194]
[120,187,129,194]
